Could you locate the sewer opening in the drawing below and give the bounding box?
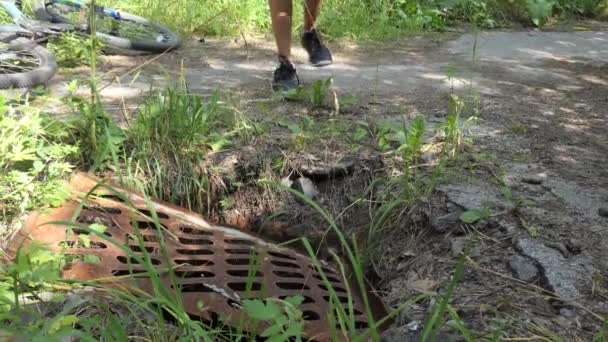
[318,284,347,293]
[175,259,214,266]
[138,209,170,219]
[270,260,300,269]
[129,245,155,253]
[313,274,341,283]
[324,295,352,304]
[225,248,255,255]
[99,194,127,203]
[117,255,161,265]
[268,251,297,260]
[226,270,263,277]
[309,264,339,275]
[319,284,348,293]
[179,226,213,235]
[172,283,216,293]
[173,270,215,278]
[59,240,107,249]
[226,258,260,266]
[225,238,255,246]
[178,237,214,245]
[71,226,113,238]
[82,205,122,215]
[276,282,310,290]
[111,269,148,277]
[273,270,305,279]
[302,310,321,321]
[133,221,166,231]
[227,282,262,291]
[126,233,159,243]
[176,248,214,255]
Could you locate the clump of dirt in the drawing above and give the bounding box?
[206,139,384,254]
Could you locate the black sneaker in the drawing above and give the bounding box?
[272,56,299,92]
[301,29,333,67]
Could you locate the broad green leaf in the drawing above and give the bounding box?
[243,299,280,321]
[78,234,91,248]
[284,295,305,308]
[83,255,101,264]
[88,223,107,234]
[261,323,284,337]
[283,322,304,337]
[266,335,286,342]
[460,209,485,224]
[49,314,78,333]
[527,0,554,27]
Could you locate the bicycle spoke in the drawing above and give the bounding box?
[0,45,42,74]
[47,3,170,42]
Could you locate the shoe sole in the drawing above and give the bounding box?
[311,59,333,67]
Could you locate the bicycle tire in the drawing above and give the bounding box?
[0,38,57,89]
[32,0,181,53]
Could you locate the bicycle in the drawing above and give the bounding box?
[0,0,180,89]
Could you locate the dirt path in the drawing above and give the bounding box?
[33,30,608,338]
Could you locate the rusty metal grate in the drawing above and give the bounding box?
[8,174,385,341]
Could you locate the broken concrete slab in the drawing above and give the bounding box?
[509,255,540,283]
[437,183,503,211]
[545,178,608,221]
[516,238,596,301]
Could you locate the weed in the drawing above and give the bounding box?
[421,253,467,341]
[62,80,125,170]
[130,88,228,155]
[556,0,607,17]
[595,320,608,342]
[391,0,447,31]
[527,0,555,27]
[242,296,306,340]
[0,97,77,225]
[278,115,316,149]
[443,94,465,158]
[447,0,498,28]
[56,3,124,172]
[460,207,493,224]
[47,33,104,68]
[283,78,334,109]
[122,83,236,214]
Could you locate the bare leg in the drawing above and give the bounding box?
[303,0,321,32]
[268,0,293,59]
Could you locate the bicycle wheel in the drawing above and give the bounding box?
[33,0,180,53]
[0,37,57,89]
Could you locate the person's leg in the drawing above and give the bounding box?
[303,0,321,32]
[269,0,293,59]
[301,0,333,67]
[269,0,298,91]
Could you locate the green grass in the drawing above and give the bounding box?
[88,0,608,40]
[0,97,77,228]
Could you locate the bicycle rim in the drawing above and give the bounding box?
[0,49,42,74]
[0,39,57,89]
